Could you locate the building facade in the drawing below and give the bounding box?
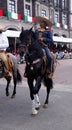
[0,0,72,49]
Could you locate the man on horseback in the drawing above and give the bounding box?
[0,25,12,78]
[35,16,54,74]
[19,26,56,115]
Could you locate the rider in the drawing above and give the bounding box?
[35,16,54,74]
[0,25,12,77]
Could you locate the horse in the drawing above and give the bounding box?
[0,51,22,98]
[19,27,56,115]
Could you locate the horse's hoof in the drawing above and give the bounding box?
[31,109,38,116]
[11,95,15,98]
[6,92,9,96]
[43,104,48,108]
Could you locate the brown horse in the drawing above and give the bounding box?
[19,27,56,115]
[0,51,22,98]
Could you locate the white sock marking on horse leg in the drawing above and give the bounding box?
[31,99,38,115]
[34,94,40,106]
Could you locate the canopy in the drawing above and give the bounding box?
[3,30,72,43]
[53,36,72,43]
[3,30,21,37]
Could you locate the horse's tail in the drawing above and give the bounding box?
[44,76,53,89]
[17,69,22,83]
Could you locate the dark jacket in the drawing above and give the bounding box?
[35,29,54,46]
[42,30,54,44]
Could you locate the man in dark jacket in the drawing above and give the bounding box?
[35,16,54,73]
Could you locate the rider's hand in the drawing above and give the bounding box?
[39,37,44,42]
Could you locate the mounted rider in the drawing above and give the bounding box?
[0,25,13,77]
[34,16,54,74]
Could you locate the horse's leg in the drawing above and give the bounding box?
[11,69,22,98]
[34,94,41,110]
[33,76,42,94]
[11,74,17,98]
[43,86,50,108]
[43,77,53,108]
[33,76,42,110]
[27,77,38,115]
[5,77,11,96]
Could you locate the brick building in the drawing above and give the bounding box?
[0,0,72,50]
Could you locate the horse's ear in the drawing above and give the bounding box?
[29,26,33,32]
[21,27,24,32]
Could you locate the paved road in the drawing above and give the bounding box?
[0,59,72,130]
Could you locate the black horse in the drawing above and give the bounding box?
[0,52,22,98]
[19,27,56,115]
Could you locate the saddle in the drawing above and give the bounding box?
[0,51,13,77]
[24,49,56,79]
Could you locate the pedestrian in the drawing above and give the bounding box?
[0,25,12,77]
[0,26,9,50]
[35,16,54,73]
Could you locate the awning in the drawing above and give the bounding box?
[3,30,72,43]
[53,36,72,43]
[3,30,21,37]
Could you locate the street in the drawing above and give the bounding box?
[0,59,72,130]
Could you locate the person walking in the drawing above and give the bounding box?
[0,25,12,77]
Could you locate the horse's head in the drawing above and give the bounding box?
[19,27,36,48]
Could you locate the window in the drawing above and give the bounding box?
[25,4,31,16]
[62,15,67,24]
[8,0,16,13]
[54,0,58,7]
[41,10,46,16]
[54,13,59,23]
